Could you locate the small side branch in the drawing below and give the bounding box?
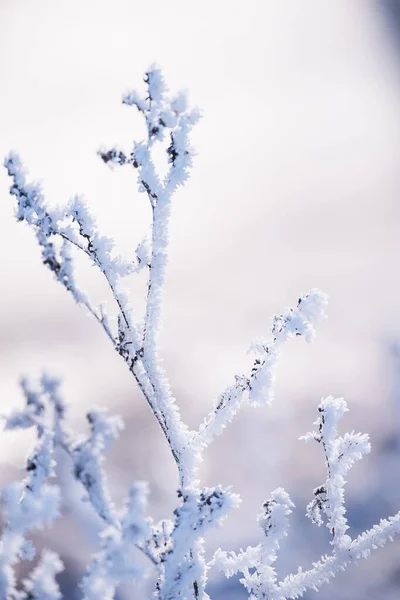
[276,511,400,600]
[301,396,370,549]
[197,289,328,449]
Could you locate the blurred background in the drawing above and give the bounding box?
[1,0,400,598]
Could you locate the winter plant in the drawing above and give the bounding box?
[3,66,400,600]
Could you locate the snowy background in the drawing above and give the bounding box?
[1,0,400,598]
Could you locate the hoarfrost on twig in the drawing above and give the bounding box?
[2,65,399,600]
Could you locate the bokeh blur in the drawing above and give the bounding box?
[1,0,400,598]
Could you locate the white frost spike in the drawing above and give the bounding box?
[171,91,188,115]
[297,288,329,330]
[258,488,294,543]
[81,481,150,600]
[303,397,371,549]
[22,550,63,600]
[146,64,166,103]
[136,237,151,269]
[72,408,123,526]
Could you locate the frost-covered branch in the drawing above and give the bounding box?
[213,397,400,600]
[81,482,151,600]
[301,396,370,549]
[4,66,400,600]
[212,488,294,600]
[4,66,201,485]
[1,376,155,599]
[197,289,328,449]
[21,550,63,600]
[275,510,400,600]
[4,156,119,345]
[0,382,61,600]
[157,486,240,600]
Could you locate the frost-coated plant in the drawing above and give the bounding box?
[3,66,400,600]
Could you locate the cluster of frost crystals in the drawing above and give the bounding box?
[82,483,151,600]
[4,66,400,600]
[301,396,370,549]
[197,289,328,449]
[212,399,400,600]
[156,485,241,600]
[72,408,124,524]
[0,375,153,600]
[0,378,62,600]
[212,488,294,600]
[21,550,63,600]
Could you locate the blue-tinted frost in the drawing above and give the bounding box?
[2,67,400,600]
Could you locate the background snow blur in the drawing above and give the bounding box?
[1,0,400,598]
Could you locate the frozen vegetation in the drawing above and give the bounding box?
[3,67,400,600]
